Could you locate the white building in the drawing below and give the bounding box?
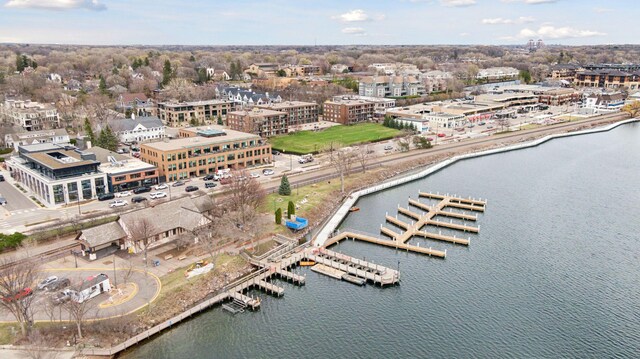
[425,113,467,129]
[0,99,60,132]
[395,117,430,133]
[4,128,70,151]
[6,143,108,207]
[107,116,165,143]
[476,67,520,81]
[583,92,625,114]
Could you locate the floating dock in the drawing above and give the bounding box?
[324,192,487,258]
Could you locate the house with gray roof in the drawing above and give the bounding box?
[107,115,165,143]
[77,221,127,259]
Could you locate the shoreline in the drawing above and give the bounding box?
[312,117,639,247]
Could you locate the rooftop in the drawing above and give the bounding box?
[258,101,317,109]
[228,109,287,117]
[91,146,156,174]
[158,99,234,108]
[24,149,98,170]
[142,128,261,151]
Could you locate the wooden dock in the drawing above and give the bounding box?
[305,247,400,286]
[323,191,487,257]
[274,267,306,285]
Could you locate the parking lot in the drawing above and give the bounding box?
[0,173,38,212]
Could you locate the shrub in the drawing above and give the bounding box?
[275,208,282,224]
[287,201,295,219]
[0,232,27,251]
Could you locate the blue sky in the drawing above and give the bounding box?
[0,0,635,45]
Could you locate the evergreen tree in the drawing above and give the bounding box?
[189,55,196,62]
[278,175,291,195]
[287,201,295,219]
[97,126,118,151]
[275,208,282,224]
[98,75,107,94]
[143,57,150,66]
[235,60,242,79]
[162,59,173,87]
[217,115,223,125]
[83,118,96,145]
[15,53,23,72]
[229,61,237,80]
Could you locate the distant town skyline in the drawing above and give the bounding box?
[0,0,635,46]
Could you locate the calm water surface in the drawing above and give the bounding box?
[124,123,640,358]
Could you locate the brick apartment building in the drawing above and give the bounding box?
[323,98,376,125]
[256,101,319,127]
[226,109,289,137]
[156,100,237,127]
[140,126,272,181]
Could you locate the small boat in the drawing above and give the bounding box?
[349,206,360,212]
[299,260,316,266]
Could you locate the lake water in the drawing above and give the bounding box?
[123,123,640,359]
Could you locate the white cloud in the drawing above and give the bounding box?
[4,0,106,11]
[459,32,470,36]
[502,0,559,4]
[342,27,367,36]
[593,7,613,13]
[515,25,605,39]
[333,9,369,22]
[440,0,476,7]
[482,16,535,25]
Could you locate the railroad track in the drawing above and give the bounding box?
[0,242,80,271]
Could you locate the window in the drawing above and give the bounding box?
[53,184,64,204]
[67,182,78,201]
[95,178,105,195]
[81,179,92,200]
[130,173,141,179]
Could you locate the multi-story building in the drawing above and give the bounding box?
[5,143,108,206]
[245,63,279,78]
[537,88,581,106]
[1,99,60,131]
[140,126,272,181]
[323,98,376,125]
[216,86,281,108]
[574,70,640,90]
[107,115,165,144]
[4,128,70,151]
[116,93,154,116]
[331,95,395,120]
[256,101,319,127]
[358,75,425,98]
[281,64,321,77]
[90,146,159,192]
[226,109,289,137]
[583,92,625,113]
[476,67,520,82]
[423,70,454,93]
[156,100,237,127]
[550,64,582,80]
[424,113,467,129]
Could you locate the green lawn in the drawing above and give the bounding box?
[269,123,401,154]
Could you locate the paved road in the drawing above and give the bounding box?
[0,113,629,235]
[0,267,160,322]
[0,180,38,212]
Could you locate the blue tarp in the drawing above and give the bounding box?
[285,217,308,231]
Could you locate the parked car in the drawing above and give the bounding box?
[98,193,115,201]
[262,169,275,176]
[185,185,199,192]
[250,173,260,178]
[272,150,281,156]
[131,196,147,203]
[203,174,216,181]
[109,200,128,208]
[0,174,4,181]
[150,192,167,199]
[437,133,446,138]
[46,278,70,291]
[0,197,6,206]
[384,145,393,151]
[426,137,434,142]
[478,121,486,126]
[115,191,132,198]
[133,186,151,194]
[154,183,168,190]
[52,289,73,305]
[172,180,185,187]
[37,276,58,290]
[204,181,217,189]
[132,152,141,158]
[2,287,32,302]
[116,148,128,154]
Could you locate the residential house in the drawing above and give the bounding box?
[583,92,625,113]
[4,128,70,151]
[116,93,154,116]
[107,115,165,143]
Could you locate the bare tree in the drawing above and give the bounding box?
[227,170,266,226]
[121,258,135,285]
[22,330,59,359]
[64,283,95,340]
[127,218,157,271]
[354,145,374,172]
[496,117,510,131]
[0,256,41,336]
[327,142,355,193]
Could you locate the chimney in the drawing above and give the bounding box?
[131,113,136,120]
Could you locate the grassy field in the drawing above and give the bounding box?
[269,123,401,154]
